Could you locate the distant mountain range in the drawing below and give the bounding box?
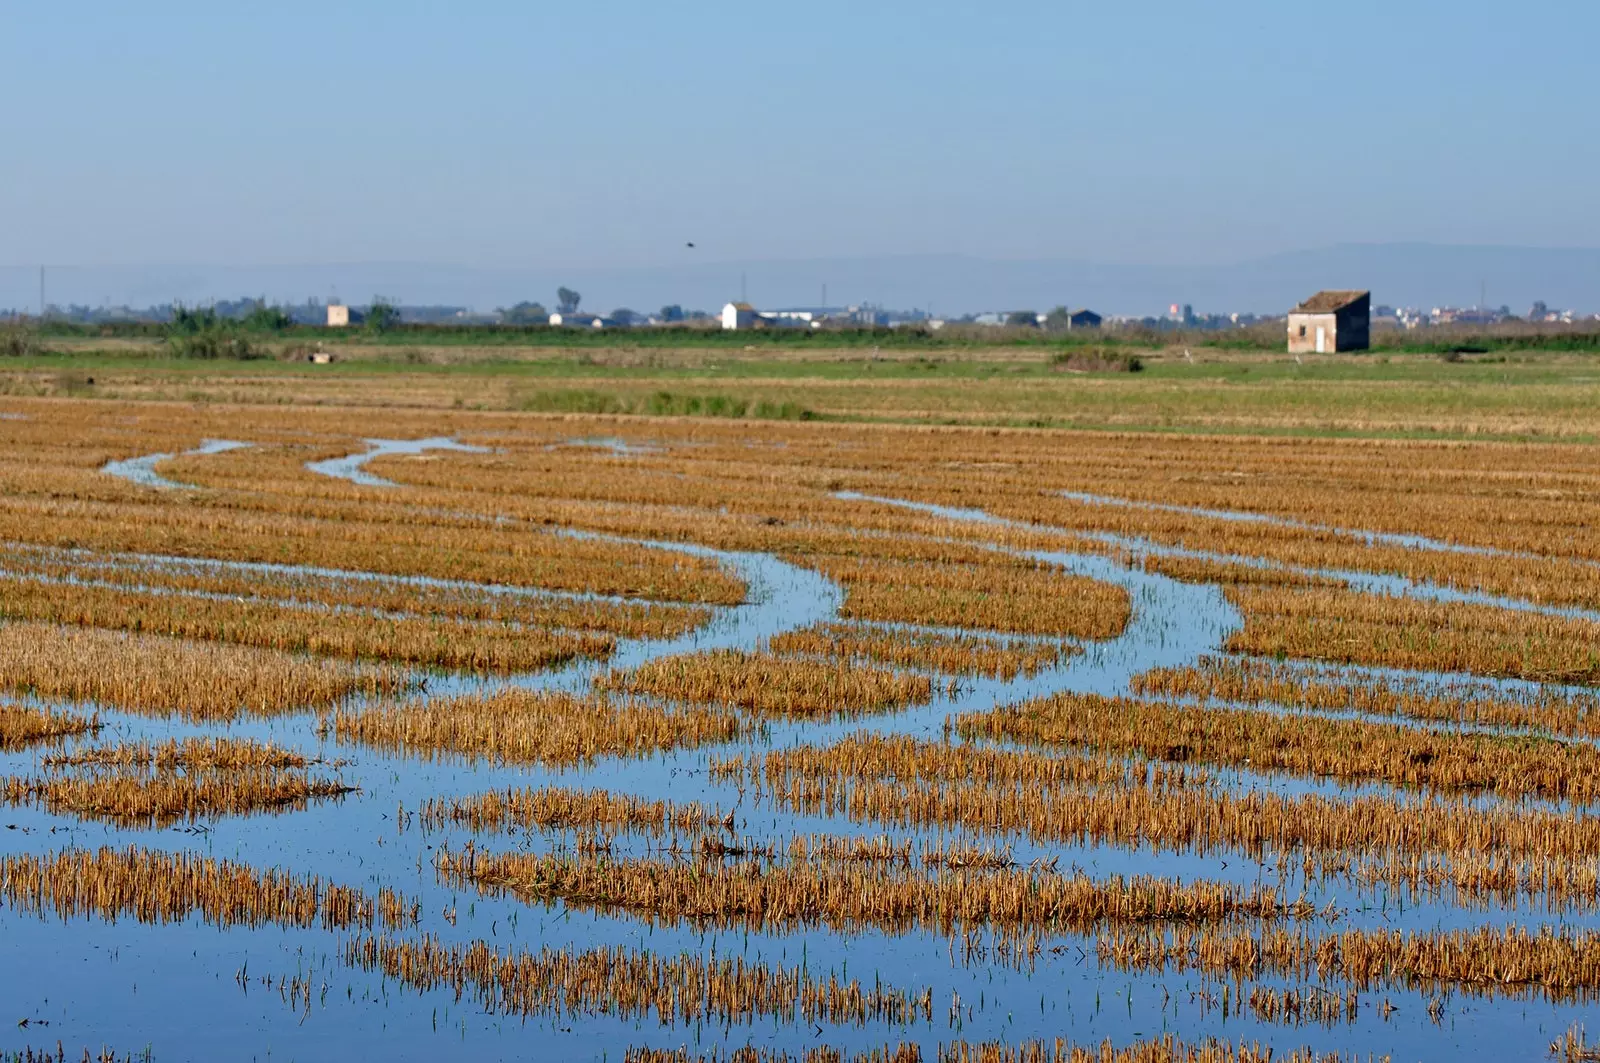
[5,243,1598,318]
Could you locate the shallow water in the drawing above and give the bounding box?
[101,439,251,490]
[3,439,1596,1061]
[306,437,491,488]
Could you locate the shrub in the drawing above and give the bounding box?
[1049,349,1144,373]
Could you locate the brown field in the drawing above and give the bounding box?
[597,650,936,719]
[0,621,404,719]
[416,785,728,837]
[795,554,1130,638]
[959,690,1600,801]
[1098,923,1600,1003]
[626,1037,1382,1063]
[0,846,381,930]
[437,844,1317,938]
[748,738,1600,908]
[0,703,99,752]
[3,736,355,827]
[1134,656,1600,739]
[333,688,746,764]
[345,933,932,1027]
[1224,585,1600,683]
[8,387,1600,1056]
[770,623,1071,680]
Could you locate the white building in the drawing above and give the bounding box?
[549,311,601,327]
[326,304,351,328]
[721,302,757,330]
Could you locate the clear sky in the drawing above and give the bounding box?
[4,1,1597,270]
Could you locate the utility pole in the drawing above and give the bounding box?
[38,266,45,320]
[821,282,827,308]
[740,272,747,304]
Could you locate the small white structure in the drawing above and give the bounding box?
[326,304,351,328]
[549,311,601,327]
[721,302,757,330]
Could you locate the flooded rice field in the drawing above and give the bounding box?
[5,400,1600,1060]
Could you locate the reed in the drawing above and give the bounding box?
[958,690,1600,802]
[597,651,934,719]
[0,620,404,719]
[624,1048,921,1063]
[1246,985,1359,1028]
[717,734,1203,793]
[0,846,380,930]
[627,1037,1385,1063]
[416,786,727,836]
[936,1038,1384,1063]
[795,554,1130,639]
[1134,655,1600,740]
[1552,1026,1600,1062]
[1225,584,1600,684]
[334,689,745,764]
[2,1051,154,1063]
[753,741,1600,907]
[770,623,1070,680]
[1141,557,1347,589]
[42,736,316,771]
[437,845,1318,937]
[0,576,614,672]
[342,934,933,1027]
[2,767,354,827]
[0,544,710,638]
[1097,923,1600,1004]
[0,703,99,752]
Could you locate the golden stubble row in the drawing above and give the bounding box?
[343,934,933,1028]
[1133,655,1600,740]
[958,690,1600,802]
[1224,584,1600,684]
[0,621,405,720]
[769,623,1071,681]
[712,733,1205,794]
[417,785,728,837]
[0,846,408,931]
[0,544,712,639]
[3,737,355,828]
[1097,923,1600,1004]
[791,554,1130,640]
[0,575,615,673]
[627,1034,1386,1063]
[0,703,99,752]
[750,739,1600,909]
[436,844,1319,938]
[333,688,746,765]
[597,651,936,719]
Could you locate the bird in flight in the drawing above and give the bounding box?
[686,242,696,249]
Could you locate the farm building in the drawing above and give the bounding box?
[1288,290,1370,353]
[326,304,351,328]
[548,311,602,327]
[1065,308,1102,329]
[721,302,757,330]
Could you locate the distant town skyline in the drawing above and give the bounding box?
[3,2,1597,274]
[6,243,1600,321]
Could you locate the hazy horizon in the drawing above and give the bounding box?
[5,2,1597,280]
[8,243,1600,318]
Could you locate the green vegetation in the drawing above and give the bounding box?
[165,306,264,360]
[516,388,814,421]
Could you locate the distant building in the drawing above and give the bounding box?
[549,311,601,327]
[721,302,757,330]
[1065,309,1101,329]
[326,304,351,328]
[1287,291,1370,353]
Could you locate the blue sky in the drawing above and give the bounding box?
[3,1,1596,269]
